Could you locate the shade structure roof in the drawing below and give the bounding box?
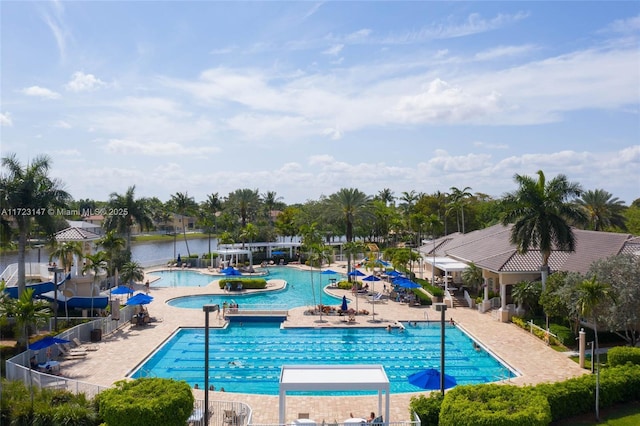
[423,256,469,272]
[279,365,390,424]
[54,226,101,242]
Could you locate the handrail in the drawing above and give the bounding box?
[463,290,473,308]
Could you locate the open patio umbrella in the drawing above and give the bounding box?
[110,285,133,295]
[124,292,153,306]
[222,268,242,276]
[408,368,456,390]
[321,269,339,275]
[394,277,421,289]
[29,336,70,351]
[387,270,402,277]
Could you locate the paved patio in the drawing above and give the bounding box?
[60,264,588,424]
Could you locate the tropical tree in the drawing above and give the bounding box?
[119,261,144,287]
[227,188,260,227]
[0,153,71,297]
[83,251,108,316]
[501,170,586,290]
[7,288,52,349]
[461,263,483,296]
[576,275,614,421]
[95,230,126,278]
[169,192,199,257]
[239,223,258,248]
[261,191,285,224]
[511,280,542,317]
[104,186,152,250]
[328,188,371,276]
[200,192,222,258]
[48,241,83,273]
[576,189,627,231]
[448,186,472,234]
[376,188,395,206]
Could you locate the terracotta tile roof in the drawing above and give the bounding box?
[418,223,636,275]
[54,227,101,242]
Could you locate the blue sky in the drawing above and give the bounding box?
[1,1,639,205]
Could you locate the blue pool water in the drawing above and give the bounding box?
[149,270,217,287]
[130,322,514,395]
[164,267,345,309]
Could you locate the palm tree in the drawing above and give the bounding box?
[577,275,614,421]
[83,251,108,316]
[120,261,144,287]
[576,189,627,231]
[8,288,52,349]
[511,280,542,316]
[95,230,126,279]
[228,188,260,227]
[376,188,395,206]
[328,188,371,277]
[461,262,483,296]
[501,170,586,290]
[261,191,284,224]
[169,192,198,257]
[104,186,152,250]
[239,223,258,249]
[48,241,83,273]
[448,186,472,234]
[0,153,71,297]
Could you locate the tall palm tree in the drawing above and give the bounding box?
[228,188,260,227]
[376,188,395,206]
[7,288,52,349]
[328,188,371,276]
[239,223,258,249]
[83,251,108,316]
[448,186,472,234]
[120,261,144,287]
[95,230,126,277]
[261,191,284,224]
[577,275,614,421]
[104,186,152,250]
[170,191,198,257]
[461,262,483,296]
[48,241,83,273]
[501,170,586,290]
[0,153,71,297]
[576,189,627,231]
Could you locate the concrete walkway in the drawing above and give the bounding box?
[60,265,588,424]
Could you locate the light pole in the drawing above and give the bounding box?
[48,266,63,331]
[202,304,219,426]
[434,302,447,396]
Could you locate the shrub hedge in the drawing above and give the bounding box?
[409,392,443,426]
[218,278,267,290]
[97,378,193,426]
[607,346,640,367]
[438,384,551,426]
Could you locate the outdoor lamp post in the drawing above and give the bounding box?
[48,266,63,331]
[434,302,447,396]
[202,304,219,426]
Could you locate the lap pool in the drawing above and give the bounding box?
[130,322,515,395]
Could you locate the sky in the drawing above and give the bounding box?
[1,1,639,206]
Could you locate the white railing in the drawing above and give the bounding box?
[0,262,19,285]
[190,399,252,426]
[444,290,453,308]
[526,320,558,342]
[489,297,501,310]
[248,420,419,426]
[1,262,55,287]
[463,290,473,308]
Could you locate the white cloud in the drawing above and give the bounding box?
[0,112,13,126]
[21,86,61,99]
[65,71,106,92]
[474,44,537,61]
[104,139,187,156]
[473,141,508,150]
[54,120,71,128]
[346,29,372,42]
[600,15,640,34]
[322,44,344,55]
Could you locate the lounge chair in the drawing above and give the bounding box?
[368,293,385,303]
[188,408,204,425]
[371,416,384,425]
[223,409,238,425]
[348,312,356,323]
[72,338,99,351]
[57,345,88,359]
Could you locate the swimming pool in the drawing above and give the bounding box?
[130,322,514,395]
[165,267,345,309]
[149,270,217,287]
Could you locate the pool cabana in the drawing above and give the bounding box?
[216,248,253,268]
[279,365,390,424]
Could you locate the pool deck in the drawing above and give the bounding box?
[60,264,588,424]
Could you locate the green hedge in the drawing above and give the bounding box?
[410,393,443,426]
[439,384,551,426]
[416,278,444,297]
[218,278,267,290]
[97,378,193,426]
[607,346,640,367]
[413,289,433,305]
[1,379,99,425]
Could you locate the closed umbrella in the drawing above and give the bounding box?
[408,368,456,390]
[341,295,348,311]
[363,275,381,321]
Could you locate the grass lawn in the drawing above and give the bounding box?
[553,401,640,425]
[132,232,211,243]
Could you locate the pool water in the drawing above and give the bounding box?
[164,267,345,309]
[149,270,217,287]
[130,322,514,395]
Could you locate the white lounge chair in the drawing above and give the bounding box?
[368,293,385,303]
[72,338,99,351]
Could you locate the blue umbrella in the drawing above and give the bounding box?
[394,277,421,289]
[222,267,242,276]
[348,269,366,277]
[272,251,285,255]
[29,336,70,351]
[110,285,133,295]
[362,275,381,282]
[387,270,402,277]
[408,369,456,390]
[321,269,338,275]
[341,295,348,311]
[375,259,390,267]
[177,254,181,263]
[125,293,153,306]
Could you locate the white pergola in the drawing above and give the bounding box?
[215,248,253,267]
[279,365,390,425]
[422,256,469,291]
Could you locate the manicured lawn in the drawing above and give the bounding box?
[553,401,640,425]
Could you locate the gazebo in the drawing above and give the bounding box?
[279,365,390,424]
